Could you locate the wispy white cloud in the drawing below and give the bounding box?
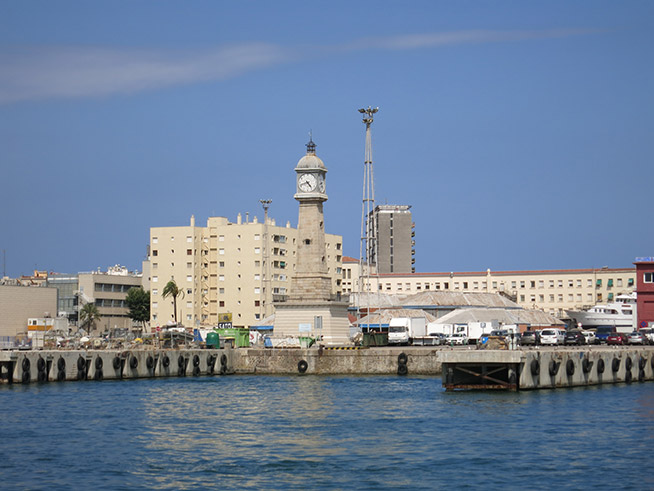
[0,29,600,104]
[341,28,603,51]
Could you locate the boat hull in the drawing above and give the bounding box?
[566,310,633,331]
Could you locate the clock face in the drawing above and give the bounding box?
[318,174,325,192]
[298,173,317,192]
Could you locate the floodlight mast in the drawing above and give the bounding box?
[358,106,380,333]
[260,199,272,319]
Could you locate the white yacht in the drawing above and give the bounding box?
[566,293,636,331]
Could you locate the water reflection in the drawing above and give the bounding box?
[2,375,654,489]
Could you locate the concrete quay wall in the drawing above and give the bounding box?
[0,347,441,383]
[233,347,443,375]
[441,346,654,390]
[3,347,654,389]
[0,349,233,383]
[519,347,654,389]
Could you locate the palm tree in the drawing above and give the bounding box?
[79,302,101,333]
[162,279,184,325]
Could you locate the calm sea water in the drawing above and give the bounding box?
[2,375,653,490]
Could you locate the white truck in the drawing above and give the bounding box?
[388,317,435,345]
[446,321,497,345]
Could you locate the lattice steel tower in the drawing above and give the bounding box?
[358,106,380,328]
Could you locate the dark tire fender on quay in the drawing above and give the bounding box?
[597,358,605,374]
[612,358,620,373]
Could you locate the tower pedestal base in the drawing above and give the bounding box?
[273,300,350,346]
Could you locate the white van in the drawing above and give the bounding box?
[540,328,565,345]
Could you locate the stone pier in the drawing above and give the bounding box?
[442,347,654,390]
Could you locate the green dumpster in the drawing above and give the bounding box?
[217,328,250,347]
[206,331,220,349]
[362,332,388,347]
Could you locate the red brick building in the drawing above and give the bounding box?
[634,257,654,329]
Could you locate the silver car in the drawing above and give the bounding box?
[540,328,564,345]
[628,331,648,345]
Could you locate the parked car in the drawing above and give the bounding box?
[638,328,654,344]
[607,333,628,345]
[520,331,540,346]
[540,328,565,345]
[564,330,586,345]
[445,333,468,345]
[628,332,648,345]
[429,333,447,345]
[595,326,616,344]
[581,330,597,345]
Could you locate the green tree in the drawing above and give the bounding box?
[125,287,150,329]
[162,279,184,324]
[79,302,101,333]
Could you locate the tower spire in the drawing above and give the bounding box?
[306,130,316,154]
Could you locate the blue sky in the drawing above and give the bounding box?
[1,1,652,277]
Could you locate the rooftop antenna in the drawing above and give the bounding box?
[259,199,272,320]
[358,106,380,333]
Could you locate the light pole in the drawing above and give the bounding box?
[259,199,272,321]
[358,106,380,333]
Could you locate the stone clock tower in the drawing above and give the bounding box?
[290,138,333,301]
[273,138,350,345]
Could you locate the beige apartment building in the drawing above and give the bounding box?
[342,258,635,319]
[77,266,144,332]
[148,214,343,329]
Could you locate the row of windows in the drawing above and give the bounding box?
[520,292,617,303]
[94,283,136,293]
[151,285,284,298]
[371,277,635,293]
[511,278,633,289]
[152,236,195,244]
[95,299,127,308]
[151,249,195,257]
[153,244,341,258]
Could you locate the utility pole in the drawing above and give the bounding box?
[358,106,380,332]
[260,199,272,320]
